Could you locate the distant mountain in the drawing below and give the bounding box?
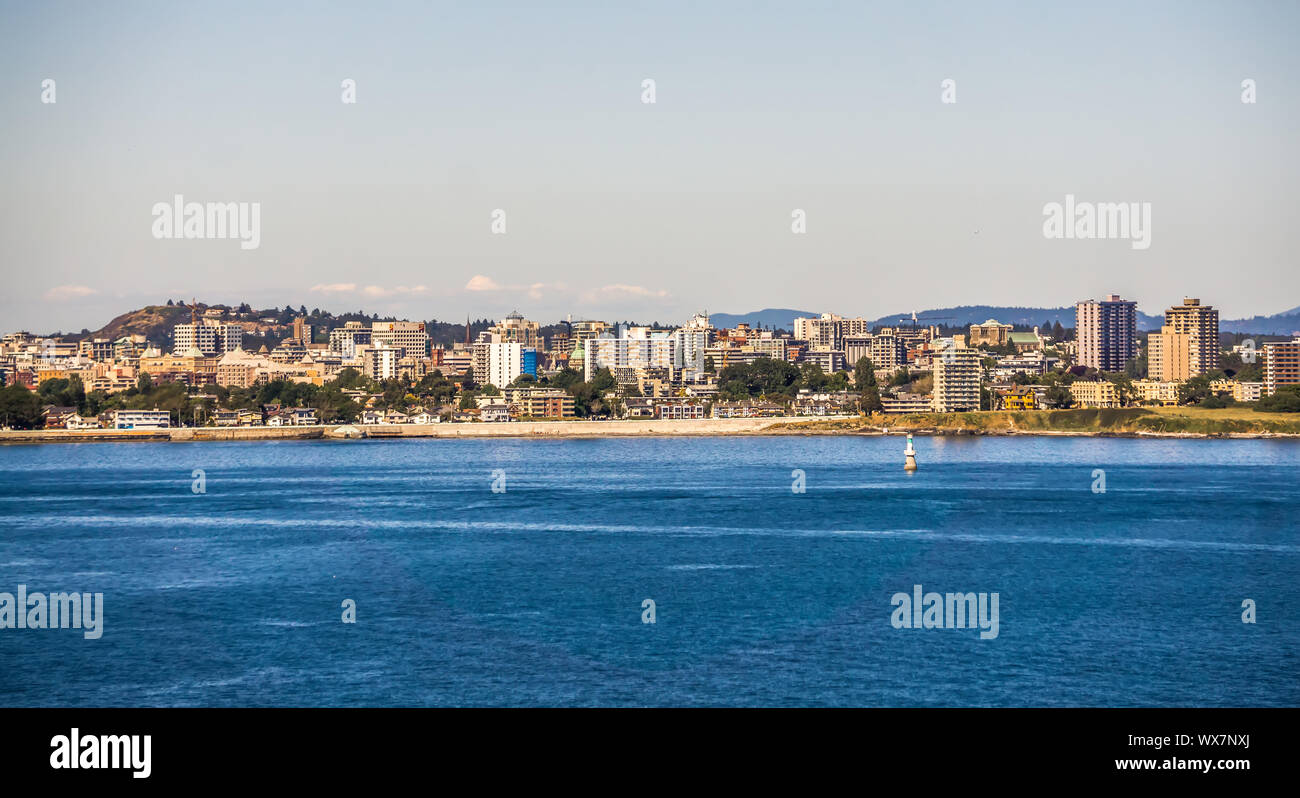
[870,304,1300,334]
[1220,309,1300,336]
[869,306,1087,330]
[708,309,817,331]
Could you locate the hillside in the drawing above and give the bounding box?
[88,304,197,344]
[708,309,816,331]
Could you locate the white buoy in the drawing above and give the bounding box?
[904,432,918,471]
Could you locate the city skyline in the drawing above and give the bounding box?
[4,1,1300,332]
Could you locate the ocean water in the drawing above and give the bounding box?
[0,435,1296,707]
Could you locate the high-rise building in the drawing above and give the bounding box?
[472,341,528,388]
[329,321,372,358]
[793,313,871,351]
[487,311,541,349]
[672,328,711,377]
[569,320,611,354]
[363,345,400,380]
[583,328,676,381]
[1075,294,1137,372]
[845,330,906,370]
[932,336,981,412]
[1161,298,1220,377]
[1147,325,1192,381]
[172,319,243,357]
[371,321,428,359]
[1263,338,1300,396]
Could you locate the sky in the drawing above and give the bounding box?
[2,0,1298,333]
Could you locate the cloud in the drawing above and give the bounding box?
[309,283,358,294]
[581,284,671,303]
[44,285,98,300]
[465,275,503,292]
[309,283,428,298]
[465,276,562,301]
[362,285,429,298]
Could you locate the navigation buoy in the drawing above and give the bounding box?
[904,433,918,471]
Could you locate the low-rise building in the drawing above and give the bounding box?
[113,409,172,430]
[655,400,706,420]
[710,400,786,418]
[995,386,1038,411]
[1070,381,1120,409]
[880,394,934,414]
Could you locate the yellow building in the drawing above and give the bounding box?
[1148,325,1192,381]
[997,386,1038,410]
[1132,379,1180,406]
[1070,381,1120,408]
[1161,298,1220,376]
[140,350,217,381]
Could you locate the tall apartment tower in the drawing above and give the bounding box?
[1263,338,1300,396]
[172,319,243,356]
[1161,298,1220,377]
[793,313,871,352]
[1147,326,1192,381]
[932,336,981,412]
[1075,294,1137,372]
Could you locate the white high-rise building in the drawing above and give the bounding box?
[583,328,676,381]
[472,340,525,388]
[932,336,981,412]
[329,321,372,358]
[173,319,243,356]
[672,328,711,377]
[793,313,871,351]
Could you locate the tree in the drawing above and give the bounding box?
[1045,385,1074,408]
[1258,385,1300,413]
[1178,375,1212,405]
[859,385,883,414]
[1052,321,1066,342]
[589,367,616,394]
[333,367,367,390]
[853,357,877,391]
[0,385,43,429]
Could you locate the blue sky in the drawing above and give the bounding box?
[2,0,1297,332]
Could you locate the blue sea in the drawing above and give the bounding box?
[0,435,1296,707]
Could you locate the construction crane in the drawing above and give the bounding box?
[899,310,955,330]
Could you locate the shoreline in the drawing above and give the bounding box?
[3,413,1299,443]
